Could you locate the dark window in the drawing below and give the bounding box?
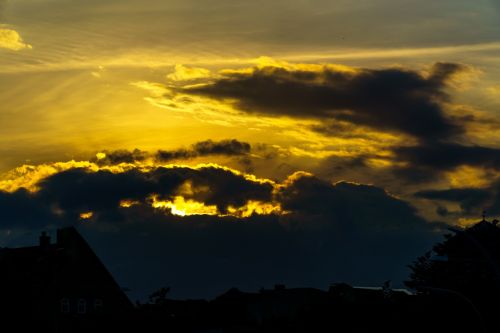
[60,298,70,313]
[94,298,103,312]
[77,299,86,314]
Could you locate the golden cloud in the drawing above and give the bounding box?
[167,64,211,81]
[445,165,498,189]
[0,160,137,193]
[0,157,285,219]
[0,27,32,51]
[150,195,219,216]
[79,211,94,220]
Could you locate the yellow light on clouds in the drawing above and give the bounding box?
[227,200,284,218]
[0,27,32,51]
[96,152,107,160]
[167,64,211,81]
[446,166,494,188]
[119,200,140,208]
[150,195,219,216]
[79,211,94,220]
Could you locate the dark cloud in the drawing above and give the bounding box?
[427,62,465,84]
[0,188,55,228]
[391,164,442,184]
[316,143,490,187]
[415,188,490,202]
[93,149,147,165]
[436,205,450,217]
[92,139,252,166]
[414,182,500,217]
[395,142,500,171]
[183,63,465,140]
[277,172,432,233]
[27,167,440,232]
[37,168,157,218]
[175,63,496,186]
[36,165,273,217]
[309,121,375,139]
[389,142,500,183]
[156,139,251,162]
[32,167,431,233]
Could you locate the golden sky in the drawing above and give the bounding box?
[1,0,500,224]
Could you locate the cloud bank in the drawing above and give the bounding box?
[0,158,443,299]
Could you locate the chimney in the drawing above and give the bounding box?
[39,231,51,249]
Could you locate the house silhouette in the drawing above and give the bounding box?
[0,227,133,332]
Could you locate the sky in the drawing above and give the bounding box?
[1,0,500,300]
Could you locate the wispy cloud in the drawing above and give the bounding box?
[167,64,211,81]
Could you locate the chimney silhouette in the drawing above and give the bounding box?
[39,231,51,249]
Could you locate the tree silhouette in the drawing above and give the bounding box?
[148,287,171,306]
[406,218,500,292]
[406,217,500,332]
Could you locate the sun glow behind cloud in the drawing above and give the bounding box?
[79,211,94,220]
[137,195,284,218]
[0,158,286,219]
[119,199,140,208]
[150,195,219,217]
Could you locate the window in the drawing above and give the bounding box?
[60,298,70,313]
[77,299,87,314]
[94,298,103,312]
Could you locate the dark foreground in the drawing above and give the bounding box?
[3,283,494,333]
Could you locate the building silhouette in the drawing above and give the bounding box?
[0,227,133,332]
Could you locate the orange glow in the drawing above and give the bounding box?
[458,217,481,228]
[150,195,219,216]
[150,195,285,218]
[227,200,284,218]
[446,166,494,189]
[119,200,141,208]
[79,211,94,220]
[96,152,107,160]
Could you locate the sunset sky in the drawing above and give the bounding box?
[1,0,500,299]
